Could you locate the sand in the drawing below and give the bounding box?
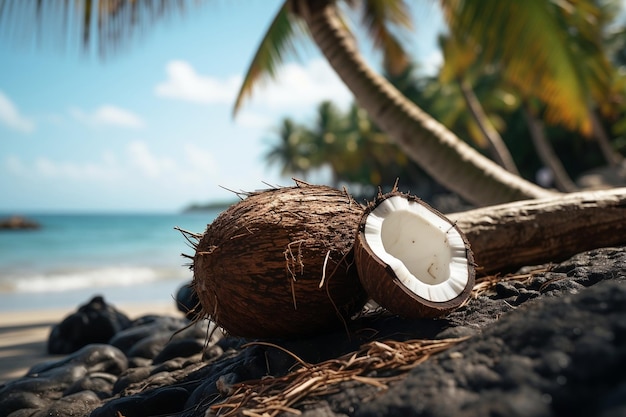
[0,301,180,384]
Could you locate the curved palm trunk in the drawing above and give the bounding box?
[591,110,624,168]
[522,103,578,192]
[296,0,553,206]
[458,78,520,175]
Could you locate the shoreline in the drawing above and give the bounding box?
[0,278,189,314]
[0,301,181,384]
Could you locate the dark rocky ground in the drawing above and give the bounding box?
[1,246,625,417]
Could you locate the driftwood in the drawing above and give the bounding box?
[449,187,626,275]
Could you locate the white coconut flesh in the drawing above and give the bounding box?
[363,196,470,303]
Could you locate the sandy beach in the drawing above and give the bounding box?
[0,301,181,384]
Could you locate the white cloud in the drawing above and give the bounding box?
[154,58,353,114]
[0,90,35,133]
[127,140,176,178]
[4,141,218,188]
[182,143,217,177]
[235,111,274,129]
[70,105,145,129]
[155,60,240,104]
[246,59,353,111]
[421,49,443,76]
[45,155,121,181]
[5,153,122,182]
[4,154,26,175]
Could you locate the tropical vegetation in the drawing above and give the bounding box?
[2,0,625,207]
[254,0,626,204]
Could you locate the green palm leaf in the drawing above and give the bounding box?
[233,3,309,115]
[440,0,612,135]
[359,0,413,75]
[0,0,193,57]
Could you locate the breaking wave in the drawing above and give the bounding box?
[1,265,189,294]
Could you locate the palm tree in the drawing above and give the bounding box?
[522,100,579,192]
[3,0,615,205]
[446,1,623,162]
[264,117,313,179]
[235,0,620,203]
[588,0,626,167]
[303,101,350,186]
[236,0,553,205]
[437,31,580,192]
[438,33,520,175]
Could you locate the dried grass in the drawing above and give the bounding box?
[209,337,467,417]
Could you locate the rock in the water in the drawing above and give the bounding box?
[47,295,132,354]
[0,215,40,230]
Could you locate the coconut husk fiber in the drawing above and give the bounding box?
[190,182,368,339]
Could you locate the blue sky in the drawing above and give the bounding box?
[0,1,445,212]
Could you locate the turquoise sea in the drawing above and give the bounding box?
[0,211,220,312]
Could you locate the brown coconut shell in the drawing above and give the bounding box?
[191,182,368,339]
[354,191,475,319]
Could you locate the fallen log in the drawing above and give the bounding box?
[449,187,626,275]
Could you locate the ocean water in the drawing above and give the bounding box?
[0,211,220,312]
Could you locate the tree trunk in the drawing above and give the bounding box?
[297,0,553,206]
[449,187,626,274]
[458,77,520,175]
[523,103,578,192]
[591,110,624,168]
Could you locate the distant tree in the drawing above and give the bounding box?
[265,118,313,179]
[265,101,430,198]
[3,1,622,204]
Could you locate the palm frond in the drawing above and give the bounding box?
[438,33,477,83]
[0,0,194,57]
[440,0,612,135]
[233,2,309,115]
[359,0,413,75]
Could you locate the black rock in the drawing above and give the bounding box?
[152,338,205,364]
[112,367,153,395]
[4,246,626,417]
[0,391,51,417]
[109,315,188,356]
[352,277,626,417]
[31,390,101,417]
[176,282,201,320]
[63,371,118,399]
[90,386,190,417]
[47,295,132,354]
[28,344,128,377]
[0,344,127,417]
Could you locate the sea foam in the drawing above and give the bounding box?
[6,266,187,293]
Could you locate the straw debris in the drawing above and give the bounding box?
[210,337,467,417]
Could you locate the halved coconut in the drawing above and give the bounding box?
[190,183,368,339]
[354,192,475,318]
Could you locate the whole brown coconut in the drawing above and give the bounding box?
[354,191,475,319]
[191,182,368,339]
